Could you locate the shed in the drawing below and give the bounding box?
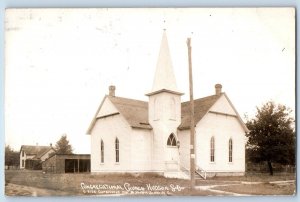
[42,154,90,173]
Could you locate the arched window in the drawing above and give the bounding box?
[210,137,215,162]
[229,138,233,162]
[115,138,119,163]
[167,133,177,146]
[100,140,104,163]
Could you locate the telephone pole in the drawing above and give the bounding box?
[187,37,195,188]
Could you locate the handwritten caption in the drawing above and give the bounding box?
[80,182,185,195]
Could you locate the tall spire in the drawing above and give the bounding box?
[150,31,180,94]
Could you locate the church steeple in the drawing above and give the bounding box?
[146,31,182,172]
[147,31,182,95]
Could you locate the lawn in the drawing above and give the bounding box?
[5,170,296,196]
[209,172,296,182]
[5,170,197,196]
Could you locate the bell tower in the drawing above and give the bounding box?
[146,31,183,172]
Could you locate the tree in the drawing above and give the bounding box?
[55,134,73,154]
[246,101,295,175]
[5,145,20,168]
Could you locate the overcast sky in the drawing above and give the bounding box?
[5,8,295,153]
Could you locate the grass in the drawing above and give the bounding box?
[209,172,296,182]
[5,170,296,196]
[5,170,194,196]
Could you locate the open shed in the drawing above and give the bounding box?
[42,154,90,173]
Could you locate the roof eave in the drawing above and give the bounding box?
[178,126,190,131]
[145,89,184,96]
[86,95,108,135]
[131,126,153,130]
[223,93,249,133]
[38,148,55,159]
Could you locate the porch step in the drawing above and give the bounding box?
[180,165,207,180]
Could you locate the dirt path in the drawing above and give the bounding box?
[196,180,295,196]
[5,183,72,196]
[196,183,249,196]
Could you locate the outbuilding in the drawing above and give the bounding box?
[42,154,90,173]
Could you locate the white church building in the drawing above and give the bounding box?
[87,31,248,178]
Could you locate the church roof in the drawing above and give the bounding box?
[95,94,221,130]
[87,92,248,132]
[20,145,53,158]
[108,96,152,129]
[179,94,222,130]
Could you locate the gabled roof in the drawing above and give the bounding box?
[36,147,55,159]
[20,145,54,159]
[222,93,249,133]
[86,95,108,134]
[179,94,222,130]
[108,96,152,129]
[87,93,248,133]
[86,95,152,134]
[179,93,249,132]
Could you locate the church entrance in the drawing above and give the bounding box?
[166,147,178,161]
[165,133,179,171]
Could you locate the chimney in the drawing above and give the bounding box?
[215,84,222,95]
[50,143,52,147]
[109,85,116,97]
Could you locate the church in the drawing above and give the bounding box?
[86,31,248,178]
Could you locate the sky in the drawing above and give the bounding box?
[5,8,295,153]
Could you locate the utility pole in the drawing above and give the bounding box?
[187,37,195,188]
